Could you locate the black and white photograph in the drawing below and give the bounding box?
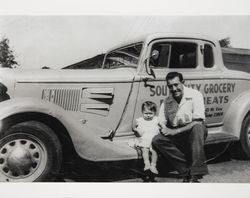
[0,0,250,197]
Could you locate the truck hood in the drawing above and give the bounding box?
[0,68,136,83]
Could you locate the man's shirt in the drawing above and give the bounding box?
[158,85,205,127]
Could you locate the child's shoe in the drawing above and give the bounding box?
[150,165,159,174]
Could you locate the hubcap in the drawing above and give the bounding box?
[7,145,33,175]
[0,134,47,182]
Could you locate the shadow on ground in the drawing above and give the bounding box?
[58,141,245,182]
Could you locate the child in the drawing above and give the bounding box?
[133,101,160,174]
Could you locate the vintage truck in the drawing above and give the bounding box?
[0,33,250,182]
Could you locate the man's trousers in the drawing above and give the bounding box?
[152,123,208,176]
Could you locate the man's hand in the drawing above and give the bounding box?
[160,127,178,136]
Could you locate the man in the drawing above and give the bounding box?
[152,72,208,182]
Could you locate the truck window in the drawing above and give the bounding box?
[103,43,143,69]
[169,42,197,68]
[204,44,214,68]
[150,42,197,69]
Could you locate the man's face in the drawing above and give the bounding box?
[167,76,184,99]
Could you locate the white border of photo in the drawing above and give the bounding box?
[0,0,250,198]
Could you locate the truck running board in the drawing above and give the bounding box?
[205,133,238,145]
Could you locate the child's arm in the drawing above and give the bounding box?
[133,119,144,137]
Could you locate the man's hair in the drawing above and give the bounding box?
[142,101,157,113]
[165,72,184,83]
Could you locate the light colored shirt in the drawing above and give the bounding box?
[158,85,205,127]
[136,116,160,136]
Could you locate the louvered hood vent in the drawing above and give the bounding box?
[42,88,114,116]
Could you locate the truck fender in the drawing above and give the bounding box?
[0,97,67,120]
[0,97,137,161]
[222,91,250,138]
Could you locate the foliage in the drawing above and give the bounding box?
[0,37,19,68]
[219,37,231,48]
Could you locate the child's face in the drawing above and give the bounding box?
[142,108,155,121]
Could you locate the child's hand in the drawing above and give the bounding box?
[135,127,144,137]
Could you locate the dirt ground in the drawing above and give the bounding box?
[59,142,250,183]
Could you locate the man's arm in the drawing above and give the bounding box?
[160,120,203,136]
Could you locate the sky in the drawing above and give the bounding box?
[0,15,250,69]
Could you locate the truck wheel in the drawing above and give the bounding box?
[0,121,62,182]
[239,114,250,159]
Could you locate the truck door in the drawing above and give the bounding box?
[134,39,205,121]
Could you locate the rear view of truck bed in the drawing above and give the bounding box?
[222,47,250,72]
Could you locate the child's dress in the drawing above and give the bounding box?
[131,116,160,148]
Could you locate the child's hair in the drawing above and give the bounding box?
[141,101,157,113]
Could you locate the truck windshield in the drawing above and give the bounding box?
[103,43,143,69]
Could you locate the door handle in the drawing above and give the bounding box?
[142,77,155,88]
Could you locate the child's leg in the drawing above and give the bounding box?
[150,148,159,174]
[151,148,158,165]
[141,147,150,171]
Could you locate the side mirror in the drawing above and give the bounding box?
[151,49,159,60]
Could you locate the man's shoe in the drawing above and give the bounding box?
[182,175,191,183]
[190,175,201,183]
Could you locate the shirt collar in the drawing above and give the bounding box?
[179,85,192,106]
[183,85,193,98]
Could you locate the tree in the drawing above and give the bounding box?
[0,37,19,68]
[219,37,231,48]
